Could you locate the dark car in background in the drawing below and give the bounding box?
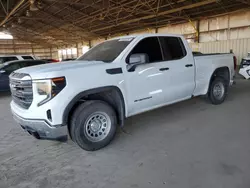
[42,59,60,63]
[62,58,76,61]
[0,60,47,91]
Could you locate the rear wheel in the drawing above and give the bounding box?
[70,100,117,151]
[208,77,228,105]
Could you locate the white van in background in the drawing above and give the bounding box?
[0,55,37,64]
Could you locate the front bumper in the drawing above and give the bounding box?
[12,111,68,141]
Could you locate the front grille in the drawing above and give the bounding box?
[9,72,33,109]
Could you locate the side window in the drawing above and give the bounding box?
[4,64,21,74]
[22,56,34,60]
[160,37,186,61]
[5,56,18,62]
[0,56,18,63]
[129,37,163,63]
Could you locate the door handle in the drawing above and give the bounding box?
[159,67,169,71]
[185,64,193,67]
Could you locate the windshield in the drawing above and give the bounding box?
[78,38,133,62]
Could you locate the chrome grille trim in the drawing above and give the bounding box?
[9,72,33,109]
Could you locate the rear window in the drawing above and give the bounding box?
[0,56,18,64]
[22,56,34,60]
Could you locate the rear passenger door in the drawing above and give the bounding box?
[159,37,195,102]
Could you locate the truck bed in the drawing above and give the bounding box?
[193,52,232,57]
[193,53,235,97]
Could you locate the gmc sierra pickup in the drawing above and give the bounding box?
[10,34,236,151]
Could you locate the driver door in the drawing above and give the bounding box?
[125,37,170,116]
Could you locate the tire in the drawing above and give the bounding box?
[207,77,228,105]
[70,100,117,151]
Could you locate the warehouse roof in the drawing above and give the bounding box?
[0,0,248,47]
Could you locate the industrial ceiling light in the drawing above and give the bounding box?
[26,10,31,17]
[18,18,23,24]
[29,0,39,11]
[37,1,44,9]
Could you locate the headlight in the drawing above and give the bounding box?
[33,77,66,106]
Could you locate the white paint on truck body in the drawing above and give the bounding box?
[10,34,235,127]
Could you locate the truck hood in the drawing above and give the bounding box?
[16,60,105,74]
[14,60,111,79]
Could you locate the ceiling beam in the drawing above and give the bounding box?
[236,0,250,5]
[0,0,7,15]
[0,0,27,27]
[38,9,99,39]
[45,0,104,9]
[91,0,217,32]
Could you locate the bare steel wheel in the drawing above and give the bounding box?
[85,112,111,142]
[70,100,117,151]
[212,82,225,100]
[208,77,228,105]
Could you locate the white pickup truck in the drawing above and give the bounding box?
[10,34,236,151]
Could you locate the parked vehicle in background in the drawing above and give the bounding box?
[62,58,76,61]
[10,34,236,151]
[240,52,250,69]
[0,60,47,91]
[0,55,37,64]
[42,59,60,63]
[239,66,250,79]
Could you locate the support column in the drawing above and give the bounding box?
[50,47,52,59]
[76,43,79,57]
[12,40,16,54]
[196,20,200,43]
[31,44,34,55]
[155,27,158,33]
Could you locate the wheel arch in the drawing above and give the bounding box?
[206,66,230,95]
[63,86,126,132]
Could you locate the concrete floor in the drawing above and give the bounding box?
[0,79,250,188]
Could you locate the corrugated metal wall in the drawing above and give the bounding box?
[190,38,250,64]
[0,39,56,59]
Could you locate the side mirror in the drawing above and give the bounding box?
[127,53,149,72]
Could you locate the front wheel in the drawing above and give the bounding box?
[208,77,228,105]
[70,100,117,151]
